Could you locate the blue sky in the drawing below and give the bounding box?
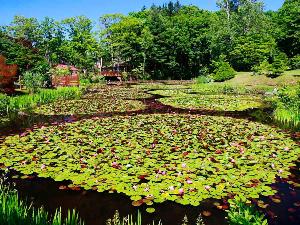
[0,0,285,25]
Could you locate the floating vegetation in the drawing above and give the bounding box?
[34,99,146,115]
[84,86,152,100]
[159,95,264,111]
[0,114,298,207]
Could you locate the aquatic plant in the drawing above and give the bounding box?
[34,99,145,115]
[3,87,82,118]
[0,114,298,207]
[159,95,264,111]
[227,195,268,225]
[106,211,161,225]
[273,85,300,130]
[0,176,84,225]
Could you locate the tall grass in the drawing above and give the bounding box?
[273,85,300,130]
[0,177,84,225]
[0,87,82,118]
[227,196,268,225]
[106,211,161,225]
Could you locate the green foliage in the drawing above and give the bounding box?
[252,60,272,76]
[106,211,161,225]
[79,72,106,85]
[289,55,300,70]
[0,177,84,225]
[0,113,298,206]
[22,71,47,93]
[213,61,236,82]
[195,76,211,84]
[276,0,300,57]
[252,53,288,77]
[0,93,9,116]
[160,95,263,111]
[270,52,289,77]
[227,195,268,225]
[50,67,70,77]
[273,84,300,130]
[2,87,82,118]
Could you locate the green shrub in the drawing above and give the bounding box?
[50,67,70,77]
[252,60,272,76]
[213,62,236,82]
[273,84,300,130]
[0,93,9,116]
[195,75,212,84]
[290,55,300,70]
[227,195,268,225]
[270,53,288,77]
[22,71,47,94]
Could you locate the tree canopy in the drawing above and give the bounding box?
[0,0,298,79]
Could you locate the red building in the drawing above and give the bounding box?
[51,64,79,87]
[0,55,18,93]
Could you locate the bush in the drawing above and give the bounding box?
[290,55,300,70]
[22,71,47,94]
[213,61,236,82]
[270,53,288,77]
[252,54,288,77]
[273,84,300,130]
[252,60,272,76]
[195,75,212,84]
[49,67,70,77]
[227,195,268,225]
[0,93,9,116]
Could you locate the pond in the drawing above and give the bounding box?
[0,84,299,225]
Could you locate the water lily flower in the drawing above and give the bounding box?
[132,185,137,191]
[41,164,46,170]
[161,171,166,175]
[284,147,289,151]
[126,164,132,168]
[111,162,119,168]
[278,169,283,174]
[205,185,211,191]
[186,179,193,184]
[178,188,184,195]
[271,163,275,169]
[230,158,235,163]
[181,163,187,168]
[169,186,175,191]
[144,187,149,192]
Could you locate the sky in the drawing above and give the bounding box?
[0,0,285,25]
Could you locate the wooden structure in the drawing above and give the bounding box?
[0,55,18,93]
[51,64,79,87]
[100,66,125,82]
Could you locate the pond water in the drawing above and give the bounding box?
[1,85,299,225]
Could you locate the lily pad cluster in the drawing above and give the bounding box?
[159,95,264,111]
[84,86,152,100]
[0,114,298,207]
[34,99,146,115]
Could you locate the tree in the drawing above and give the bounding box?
[276,0,300,57]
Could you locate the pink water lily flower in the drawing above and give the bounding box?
[186,179,193,184]
[41,164,46,170]
[181,163,187,168]
[205,185,211,191]
[178,188,184,195]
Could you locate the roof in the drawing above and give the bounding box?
[55,64,78,71]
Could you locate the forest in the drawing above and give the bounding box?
[0,0,299,80]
